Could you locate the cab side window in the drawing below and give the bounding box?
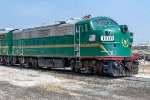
[75,25,79,33]
[82,24,89,32]
[82,25,85,32]
[76,24,89,33]
[84,24,89,32]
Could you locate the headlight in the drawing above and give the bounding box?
[120,25,128,33]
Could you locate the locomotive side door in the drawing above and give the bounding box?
[74,24,89,57]
[7,31,13,56]
[15,39,23,55]
[74,25,81,57]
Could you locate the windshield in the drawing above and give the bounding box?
[92,18,118,28]
[108,18,118,25]
[92,19,109,27]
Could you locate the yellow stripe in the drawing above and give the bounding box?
[1,43,109,56]
[0,43,109,55]
[0,46,8,48]
[13,43,100,48]
[13,44,74,48]
[80,43,99,47]
[99,44,110,55]
[13,43,109,55]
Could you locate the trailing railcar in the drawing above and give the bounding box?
[0,28,13,65]
[0,16,139,76]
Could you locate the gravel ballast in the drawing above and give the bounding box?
[0,65,150,100]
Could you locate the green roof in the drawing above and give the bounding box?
[76,16,111,24]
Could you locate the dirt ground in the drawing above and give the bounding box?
[0,65,150,100]
[139,65,150,74]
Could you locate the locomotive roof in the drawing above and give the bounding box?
[0,28,13,34]
[16,18,80,32]
[76,16,111,25]
[14,16,112,32]
[5,16,114,33]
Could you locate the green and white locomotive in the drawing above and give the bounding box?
[0,16,139,76]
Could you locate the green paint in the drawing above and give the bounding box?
[7,31,13,56]
[1,16,134,58]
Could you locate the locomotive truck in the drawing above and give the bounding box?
[0,16,139,76]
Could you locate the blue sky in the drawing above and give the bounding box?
[0,0,150,44]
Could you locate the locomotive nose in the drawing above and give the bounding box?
[100,26,119,42]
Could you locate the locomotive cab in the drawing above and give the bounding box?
[75,17,134,57]
[75,16,139,76]
[89,17,133,57]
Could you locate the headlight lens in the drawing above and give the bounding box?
[120,25,128,33]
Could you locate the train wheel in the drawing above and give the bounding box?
[70,59,75,72]
[132,60,139,74]
[0,57,3,64]
[86,66,92,74]
[80,61,92,74]
[3,57,7,65]
[75,65,80,73]
[19,57,25,68]
[70,59,80,73]
[90,60,98,74]
[97,62,104,74]
[5,57,10,65]
[26,61,32,68]
[33,59,39,69]
[12,57,16,65]
[9,59,14,66]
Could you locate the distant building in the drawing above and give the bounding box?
[133,44,150,50]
